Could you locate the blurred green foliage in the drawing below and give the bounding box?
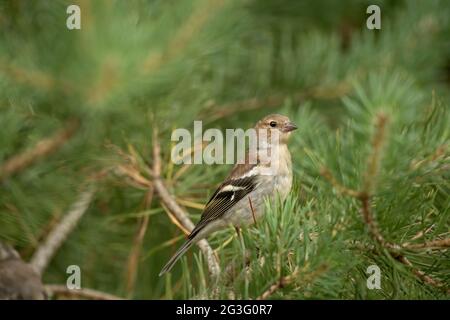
[0,0,449,299]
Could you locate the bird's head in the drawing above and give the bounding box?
[254,114,297,145]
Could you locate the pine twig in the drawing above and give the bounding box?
[323,112,448,291]
[45,284,124,300]
[151,128,220,280]
[320,167,361,198]
[322,113,392,249]
[0,60,53,90]
[407,224,435,242]
[0,119,80,181]
[124,186,154,298]
[395,256,447,290]
[161,203,192,235]
[256,269,299,300]
[363,112,388,194]
[358,192,398,250]
[410,144,448,170]
[402,238,450,250]
[115,164,152,189]
[248,197,257,226]
[326,166,447,290]
[256,264,328,300]
[30,185,96,276]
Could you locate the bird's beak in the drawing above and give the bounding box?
[283,121,298,132]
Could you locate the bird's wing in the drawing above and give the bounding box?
[188,163,259,239]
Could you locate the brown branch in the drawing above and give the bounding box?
[0,61,53,90]
[45,284,124,300]
[402,238,450,250]
[124,186,153,298]
[256,269,299,300]
[30,185,96,276]
[115,164,152,189]
[410,144,448,170]
[0,119,80,181]
[408,224,435,242]
[327,166,447,290]
[152,127,162,175]
[396,256,447,290]
[359,192,397,250]
[323,113,392,249]
[256,264,328,300]
[320,167,362,198]
[161,203,191,235]
[248,197,257,226]
[151,129,220,280]
[363,113,388,194]
[323,112,447,291]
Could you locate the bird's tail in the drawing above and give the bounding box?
[159,239,194,276]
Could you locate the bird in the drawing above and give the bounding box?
[0,242,46,300]
[159,114,297,276]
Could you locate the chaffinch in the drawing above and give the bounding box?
[159,114,297,276]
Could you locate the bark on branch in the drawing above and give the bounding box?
[30,185,96,276]
[45,284,124,300]
[151,129,220,280]
[0,119,79,181]
[322,113,448,292]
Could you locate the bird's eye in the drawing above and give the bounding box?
[269,121,277,127]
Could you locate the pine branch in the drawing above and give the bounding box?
[124,186,153,298]
[115,164,152,189]
[322,112,448,292]
[160,203,191,236]
[358,192,398,250]
[45,284,124,300]
[0,59,73,92]
[402,238,450,250]
[395,256,448,292]
[150,128,220,280]
[248,197,257,226]
[410,144,448,170]
[256,264,329,300]
[256,268,299,300]
[30,185,96,276]
[320,167,362,198]
[321,113,390,248]
[0,119,80,181]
